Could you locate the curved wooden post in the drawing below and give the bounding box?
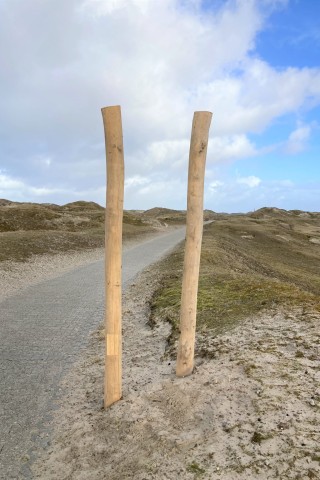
[101,105,124,407]
[176,111,212,377]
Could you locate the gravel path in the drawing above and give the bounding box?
[0,227,186,480]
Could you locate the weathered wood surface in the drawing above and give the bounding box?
[101,105,125,407]
[176,111,212,377]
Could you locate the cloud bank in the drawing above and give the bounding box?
[0,0,319,211]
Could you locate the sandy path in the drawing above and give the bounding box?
[32,264,320,479]
[0,227,186,480]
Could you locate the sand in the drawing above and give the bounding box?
[30,262,320,480]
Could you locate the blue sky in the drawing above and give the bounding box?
[0,0,319,212]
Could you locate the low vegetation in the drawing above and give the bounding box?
[2,200,319,343]
[0,199,217,263]
[150,207,320,355]
[0,200,214,263]
[0,200,155,262]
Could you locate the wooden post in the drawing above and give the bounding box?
[176,111,212,377]
[101,105,124,407]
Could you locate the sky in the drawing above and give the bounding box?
[0,0,319,213]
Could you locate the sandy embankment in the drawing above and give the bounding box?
[27,258,320,480]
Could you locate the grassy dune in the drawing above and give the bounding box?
[2,200,319,336]
[150,207,320,354]
[0,200,213,263]
[0,200,156,262]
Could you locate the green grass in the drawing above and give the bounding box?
[186,461,206,475]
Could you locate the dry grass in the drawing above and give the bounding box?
[0,200,158,263]
[142,207,215,225]
[150,208,320,354]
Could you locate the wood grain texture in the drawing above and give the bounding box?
[101,105,124,407]
[176,111,212,377]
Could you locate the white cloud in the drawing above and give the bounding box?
[3,0,311,152]
[128,140,190,176]
[124,177,187,209]
[125,175,150,188]
[81,0,152,16]
[237,175,262,188]
[29,187,60,196]
[0,171,67,201]
[0,0,319,211]
[277,179,294,187]
[146,140,190,169]
[285,124,312,154]
[205,175,318,213]
[0,172,23,191]
[209,180,224,192]
[30,155,53,169]
[208,135,257,163]
[196,61,320,136]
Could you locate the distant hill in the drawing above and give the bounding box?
[0,200,155,262]
[0,200,105,232]
[142,207,186,225]
[142,207,216,224]
[62,201,104,211]
[203,209,217,220]
[2,200,317,235]
[249,207,319,220]
[1,200,319,263]
[0,199,12,206]
[249,207,287,218]
[143,207,184,217]
[0,200,189,232]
